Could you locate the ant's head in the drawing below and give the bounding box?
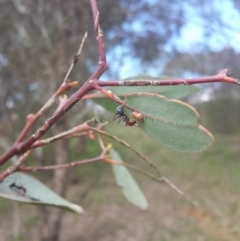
[116,106,124,115]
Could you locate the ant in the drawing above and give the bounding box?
[10,182,27,196]
[113,106,136,126]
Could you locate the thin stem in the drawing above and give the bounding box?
[159,177,196,206]
[91,127,162,177]
[0,82,94,165]
[106,158,195,207]
[89,0,108,79]
[31,122,92,149]
[16,81,76,143]
[18,157,101,172]
[15,114,40,143]
[15,33,88,144]
[96,69,240,87]
[18,146,109,172]
[63,32,88,84]
[94,85,124,104]
[0,151,31,181]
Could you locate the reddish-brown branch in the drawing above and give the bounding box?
[96,69,240,87]
[15,33,87,144]
[16,114,40,143]
[18,157,100,172]
[16,82,78,144]
[63,32,88,84]
[94,85,124,105]
[30,123,93,149]
[18,145,109,172]
[0,1,108,167]
[0,82,94,165]
[89,0,108,79]
[0,151,31,181]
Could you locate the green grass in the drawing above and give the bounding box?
[0,198,13,215]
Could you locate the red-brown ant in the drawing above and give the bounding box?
[113,106,136,126]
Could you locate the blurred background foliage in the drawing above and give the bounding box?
[0,0,240,240]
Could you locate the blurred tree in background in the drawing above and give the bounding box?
[0,0,240,240]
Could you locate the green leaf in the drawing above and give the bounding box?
[95,96,119,113]
[0,172,85,214]
[123,93,213,153]
[124,93,199,126]
[110,149,148,209]
[141,119,212,152]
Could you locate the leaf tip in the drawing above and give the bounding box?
[69,203,86,215]
[140,202,149,210]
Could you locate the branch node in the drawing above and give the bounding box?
[235,79,240,85]
[26,114,35,122]
[70,81,79,87]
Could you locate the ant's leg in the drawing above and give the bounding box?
[113,113,120,121]
[117,116,125,124]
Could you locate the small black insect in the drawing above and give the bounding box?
[113,106,136,126]
[10,182,27,196]
[113,106,125,122]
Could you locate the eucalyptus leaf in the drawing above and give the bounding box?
[95,96,119,113]
[110,149,148,209]
[124,93,199,126]
[0,172,85,214]
[123,93,213,153]
[140,119,213,152]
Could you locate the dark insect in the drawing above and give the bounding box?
[113,106,136,126]
[10,182,27,196]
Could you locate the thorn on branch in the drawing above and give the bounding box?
[226,71,233,77]
[74,55,79,64]
[219,69,229,76]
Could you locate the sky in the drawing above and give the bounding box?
[175,0,240,52]
[106,0,240,80]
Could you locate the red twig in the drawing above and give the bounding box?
[16,82,79,144]
[18,145,109,172]
[31,122,94,149]
[89,0,108,79]
[18,157,100,172]
[63,32,88,84]
[0,151,31,181]
[15,33,88,144]
[96,69,240,87]
[0,0,110,168]
[0,82,93,165]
